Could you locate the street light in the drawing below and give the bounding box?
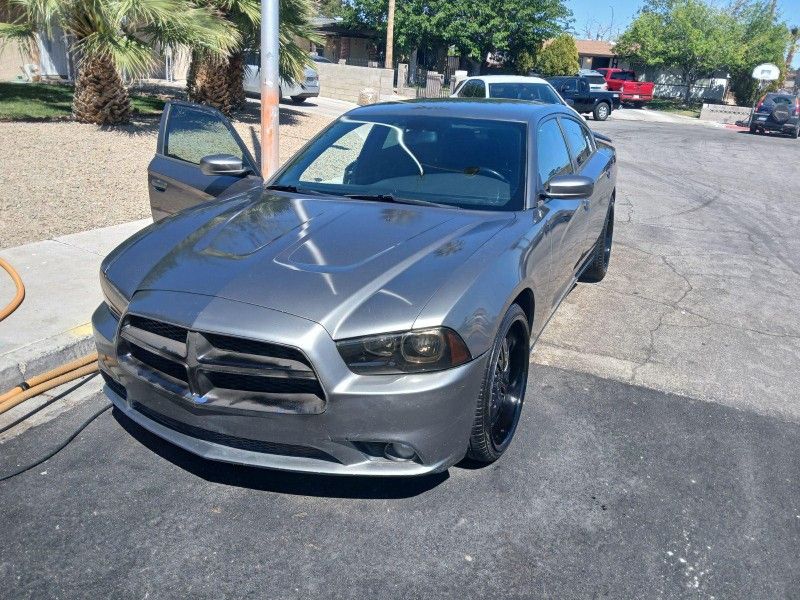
[261,0,280,177]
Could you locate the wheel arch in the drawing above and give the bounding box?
[511,288,535,334]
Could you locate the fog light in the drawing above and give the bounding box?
[384,442,416,462]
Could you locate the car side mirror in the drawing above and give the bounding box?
[544,175,594,199]
[200,154,249,176]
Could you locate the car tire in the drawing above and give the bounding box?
[750,126,758,134]
[290,96,307,104]
[791,125,800,139]
[466,303,530,465]
[580,200,615,283]
[593,102,610,121]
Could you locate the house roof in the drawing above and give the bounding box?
[574,39,616,58]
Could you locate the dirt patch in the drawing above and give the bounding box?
[0,105,333,249]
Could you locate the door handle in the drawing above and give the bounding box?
[151,179,168,192]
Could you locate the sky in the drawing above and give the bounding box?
[566,0,800,68]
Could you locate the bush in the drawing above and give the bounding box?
[535,34,579,77]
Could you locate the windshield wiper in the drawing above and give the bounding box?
[344,193,451,208]
[265,184,327,196]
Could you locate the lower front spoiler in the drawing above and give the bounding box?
[107,385,461,477]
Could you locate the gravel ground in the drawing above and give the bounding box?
[0,105,334,249]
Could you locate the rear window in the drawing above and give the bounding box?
[765,94,793,104]
[583,75,606,85]
[488,83,561,104]
[613,71,637,81]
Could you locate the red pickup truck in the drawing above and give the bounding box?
[596,68,654,106]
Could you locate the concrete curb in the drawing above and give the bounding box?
[0,323,95,390]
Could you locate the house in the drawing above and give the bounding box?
[307,17,382,66]
[575,39,620,71]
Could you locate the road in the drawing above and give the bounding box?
[2,112,799,599]
[536,114,800,422]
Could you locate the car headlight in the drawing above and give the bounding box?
[100,271,129,318]
[336,327,472,374]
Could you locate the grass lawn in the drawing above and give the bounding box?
[646,98,702,118]
[0,81,165,121]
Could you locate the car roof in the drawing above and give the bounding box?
[346,97,574,123]
[460,75,550,85]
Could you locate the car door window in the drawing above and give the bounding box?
[560,79,577,93]
[536,119,572,185]
[559,118,594,167]
[460,80,486,98]
[163,104,247,166]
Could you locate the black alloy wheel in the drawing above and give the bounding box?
[467,304,530,464]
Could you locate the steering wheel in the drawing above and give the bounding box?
[467,166,510,183]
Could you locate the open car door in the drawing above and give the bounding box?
[147,101,263,221]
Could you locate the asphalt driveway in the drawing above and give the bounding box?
[1,115,799,599]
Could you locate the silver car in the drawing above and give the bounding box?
[95,99,617,476]
[243,53,320,104]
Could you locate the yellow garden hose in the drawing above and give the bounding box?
[0,259,99,416]
[0,257,25,322]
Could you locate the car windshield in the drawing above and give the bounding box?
[488,82,562,104]
[273,114,527,211]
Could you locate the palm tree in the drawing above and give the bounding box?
[0,0,239,125]
[187,0,318,115]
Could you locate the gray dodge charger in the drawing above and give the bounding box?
[94,99,616,476]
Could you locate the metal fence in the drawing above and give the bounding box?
[413,57,460,98]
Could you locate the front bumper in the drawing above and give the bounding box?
[93,291,487,476]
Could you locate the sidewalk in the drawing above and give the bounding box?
[0,219,151,387]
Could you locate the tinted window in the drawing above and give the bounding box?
[765,94,793,104]
[584,75,606,86]
[560,118,594,167]
[460,80,486,98]
[558,79,577,92]
[164,105,244,165]
[615,71,636,81]
[276,115,527,211]
[488,83,562,104]
[536,119,572,185]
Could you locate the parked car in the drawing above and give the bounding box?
[95,99,617,476]
[243,52,320,104]
[579,69,609,91]
[547,76,620,121]
[452,75,566,104]
[750,92,800,138]
[596,68,654,107]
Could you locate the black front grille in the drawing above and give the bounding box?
[128,315,187,342]
[204,333,311,367]
[205,371,324,396]
[101,371,127,400]
[129,344,188,383]
[133,402,336,462]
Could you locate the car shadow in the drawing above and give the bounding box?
[112,408,449,498]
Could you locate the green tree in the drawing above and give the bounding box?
[188,0,319,115]
[344,0,571,72]
[0,0,237,124]
[616,0,743,104]
[724,1,790,106]
[534,33,578,76]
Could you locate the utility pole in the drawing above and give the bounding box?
[385,0,395,69]
[261,0,280,177]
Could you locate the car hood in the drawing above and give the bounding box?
[107,191,514,340]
